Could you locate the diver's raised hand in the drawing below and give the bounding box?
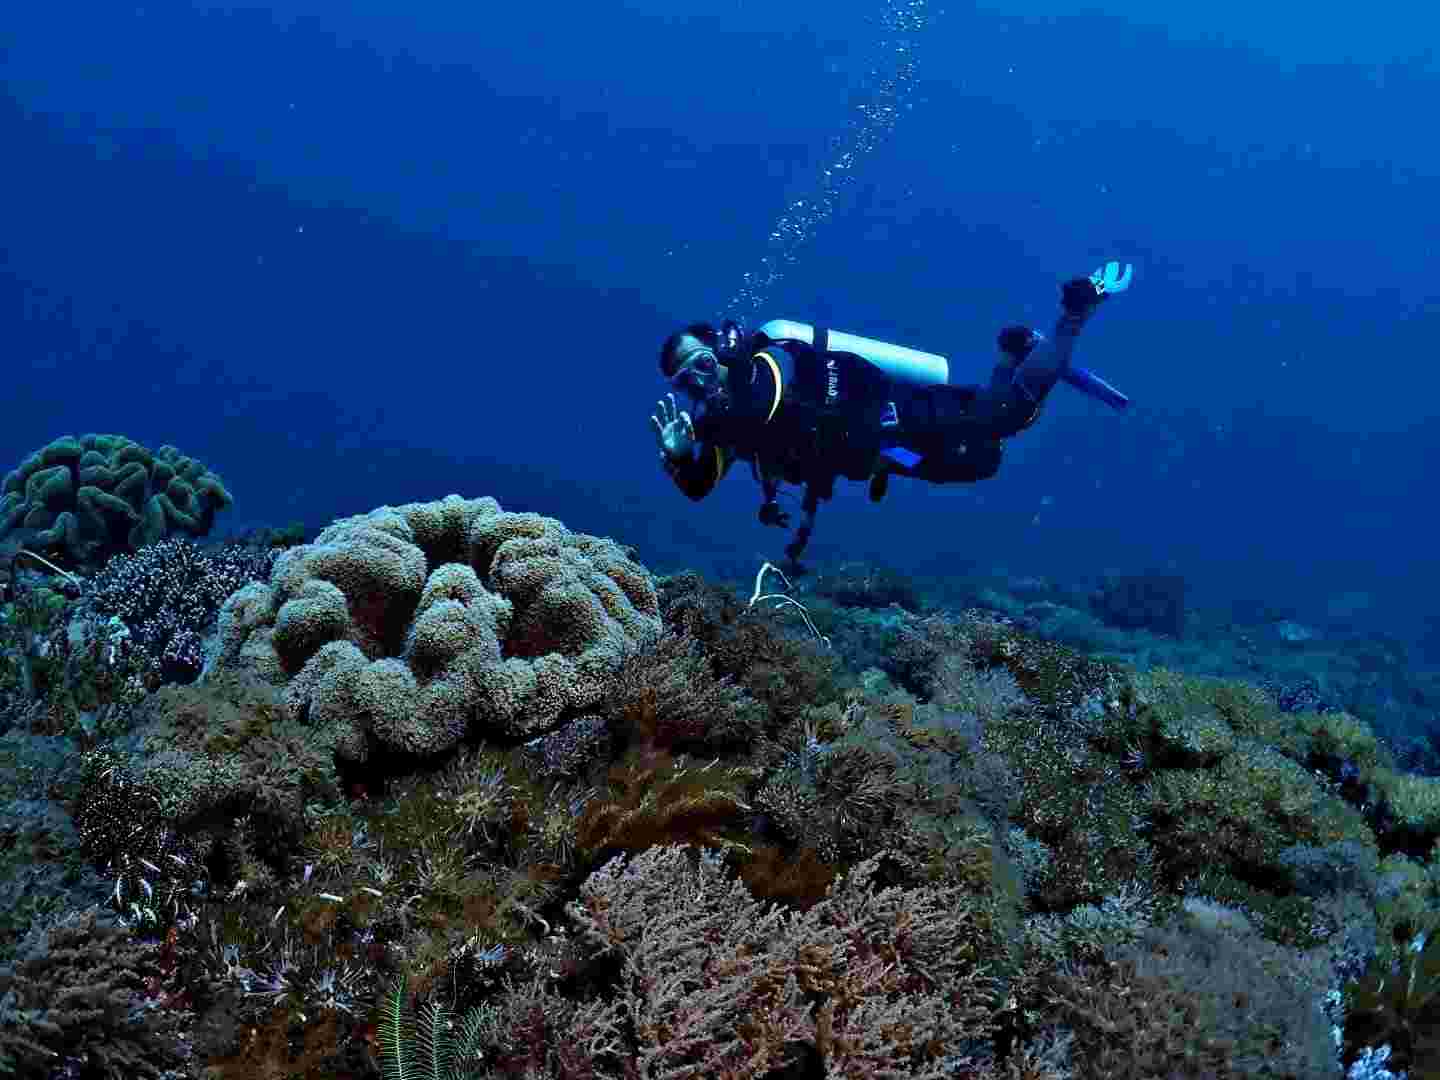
[1063,261,1134,313]
[651,393,696,463]
[1089,260,1133,296]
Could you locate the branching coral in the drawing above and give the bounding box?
[564,844,1000,1078]
[0,906,189,1076]
[598,628,765,755]
[84,537,277,684]
[658,570,845,729]
[1043,905,1339,1079]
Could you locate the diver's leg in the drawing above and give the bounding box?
[912,441,1003,483]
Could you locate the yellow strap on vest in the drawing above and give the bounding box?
[754,351,784,424]
[712,446,727,486]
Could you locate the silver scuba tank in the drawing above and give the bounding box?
[757,319,948,388]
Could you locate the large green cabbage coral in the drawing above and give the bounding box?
[212,494,663,762]
[0,434,232,566]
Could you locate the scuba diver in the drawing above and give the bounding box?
[652,261,1134,569]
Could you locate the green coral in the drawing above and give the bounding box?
[0,583,70,703]
[0,434,232,567]
[1145,743,1370,889]
[1293,709,1393,774]
[962,613,1124,717]
[130,669,342,827]
[1133,669,1238,766]
[1344,910,1440,1078]
[1097,668,1297,767]
[1373,769,1440,848]
[982,705,1155,909]
[1055,668,1374,900]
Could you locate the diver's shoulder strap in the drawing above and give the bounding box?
[747,343,791,426]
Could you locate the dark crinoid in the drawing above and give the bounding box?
[71,749,208,921]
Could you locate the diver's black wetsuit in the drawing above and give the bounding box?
[665,279,1106,506]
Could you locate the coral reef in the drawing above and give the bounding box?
[565,845,999,1078]
[7,525,1440,1079]
[373,843,1003,1079]
[0,434,232,567]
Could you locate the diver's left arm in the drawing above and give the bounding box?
[1011,261,1133,405]
[652,391,734,500]
[969,261,1132,437]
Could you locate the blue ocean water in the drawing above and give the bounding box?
[3,0,1436,655]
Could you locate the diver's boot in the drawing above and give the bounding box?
[868,468,890,503]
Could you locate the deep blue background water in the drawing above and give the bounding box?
[2,2,1436,653]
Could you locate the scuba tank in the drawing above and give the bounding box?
[755,319,1128,410]
[755,319,949,387]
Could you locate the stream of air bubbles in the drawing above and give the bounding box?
[718,0,937,326]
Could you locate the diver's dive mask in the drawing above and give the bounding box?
[672,345,718,400]
[671,321,744,403]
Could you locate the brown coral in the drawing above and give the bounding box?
[599,629,765,755]
[0,907,189,1076]
[659,571,844,729]
[576,748,758,859]
[563,844,998,1078]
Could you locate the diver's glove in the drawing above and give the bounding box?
[1063,261,1134,313]
[1090,260,1133,296]
[651,392,697,465]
